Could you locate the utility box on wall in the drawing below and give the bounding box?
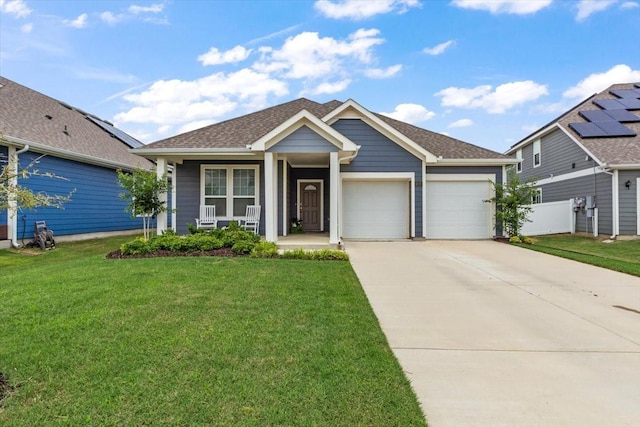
[586,195,597,218]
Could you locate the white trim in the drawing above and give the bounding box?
[422,161,427,238]
[250,110,358,152]
[426,173,494,182]
[282,160,288,237]
[339,171,415,238]
[156,157,168,234]
[535,166,603,186]
[556,124,604,166]
[330,152,340,244]
[532,187,542,204]
[5,135,150,171]
[533,139,541,168]
[434,158,518,166]
[506,123,559,154]
[636,177,640,236]
[264,153,276,242]
[171,163,177,231]
[612,170,619,237]
[200,164,261,220]
[296,179,324,232]
[323,99,439,163]
[516,148,523,173]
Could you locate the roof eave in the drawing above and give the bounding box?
[433,158,517,166]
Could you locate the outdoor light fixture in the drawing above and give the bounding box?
[625,180,632,189]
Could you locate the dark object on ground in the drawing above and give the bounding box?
[34,220,56,250]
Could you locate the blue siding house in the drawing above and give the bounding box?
[0,76,155,248]
[506,82,640,237]
[134,98,514,243]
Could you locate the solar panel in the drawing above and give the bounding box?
[87,116,144,148]
[592,120,636,137]
[603,109,640,122]
[616,98,640,110]
[593,99,626,110]
[569,122,607,138]
[609,89,640,99]
[579,110,613,122]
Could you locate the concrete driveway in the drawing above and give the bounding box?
[346,240,640,427]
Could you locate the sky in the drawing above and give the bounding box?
[1,0,639,154]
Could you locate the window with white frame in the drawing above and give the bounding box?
[533,140,541,167]
[202,165,259,218]
[516,148,523,173]
[532,188,542,204]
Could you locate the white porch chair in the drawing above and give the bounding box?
[195,205,218,229]
[239,205,261,234]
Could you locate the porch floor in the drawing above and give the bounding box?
[276,233,340,250]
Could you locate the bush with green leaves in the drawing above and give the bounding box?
[120,237,152,255]
[282,248,349,261]
[232,240,256,255]
[250,241,279,258]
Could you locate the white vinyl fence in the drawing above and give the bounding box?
[521,200,575,236]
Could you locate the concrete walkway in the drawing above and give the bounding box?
[346,240,640,427]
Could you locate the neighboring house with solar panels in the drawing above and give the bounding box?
[0,76,156,248]
[133,98,516,244]
[505,82,640,238]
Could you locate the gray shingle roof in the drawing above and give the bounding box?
[144,97,508,160]
[0,76,152,170]
[557,83,639,166]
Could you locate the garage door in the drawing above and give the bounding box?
[343,181,409,239]
[425,180,491,239]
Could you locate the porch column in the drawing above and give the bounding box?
[329,151,339,245]
[264,152,278,242]
[7,146,17,244]
[156,157,168,235]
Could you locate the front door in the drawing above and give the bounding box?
[299,181,321,231]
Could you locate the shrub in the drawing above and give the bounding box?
[509,236,522,244]
[250,241,279,258]
[120,237,152,255]
[282,248,349,260]
[232,240,255,255]
[521,236,534,245]
[282,248,308,259]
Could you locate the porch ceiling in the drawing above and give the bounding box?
[285,153,330,167]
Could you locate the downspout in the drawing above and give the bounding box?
[10,145,30,248]
[335,146,361,243]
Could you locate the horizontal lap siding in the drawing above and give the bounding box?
[268,126,338,153]
[176,160,264,235]
[540,173,612,235]
[518,129,593,180]
[618,170,640,235]
[16,152,141,237]
[334,119,423,237]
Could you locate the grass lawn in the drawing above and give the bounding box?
[0,236,426,426]
[520,234,640,277]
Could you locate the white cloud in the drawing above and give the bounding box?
[20,22,32,32]
[449,118,473,128]
[129,3,164,14]
[563,64,640,99]
[309,79,351,95]
[100,11,122,25]
[314,0,420,20]
[380,103,436,124]
[115,70,289,129]
[198,45,252,66]
[451,0,552,14]
[0,0,31,17]
[253,29,384,80]
[65,13,88,29]
[620,1,639,9]
[436,80,549,113]
[364,64,402,78]
[575,0,617,20]
[423,40,454,55]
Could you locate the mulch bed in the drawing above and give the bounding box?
[106,248,240,259]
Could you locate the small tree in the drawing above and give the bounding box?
[485,177,538,237]
[117,168,170,239]
[1,151,73,216]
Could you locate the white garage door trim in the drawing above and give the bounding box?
[341,172,415,239]
[425,174,495,239]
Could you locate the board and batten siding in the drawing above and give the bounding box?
[268,126,338,153]
[15,152,142,237]
[333,119,423,237]
[540,173,612,235]
[518,128,595,180]
[176,160,265,235]
[426,165,504,236]
[618,170,640,235]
